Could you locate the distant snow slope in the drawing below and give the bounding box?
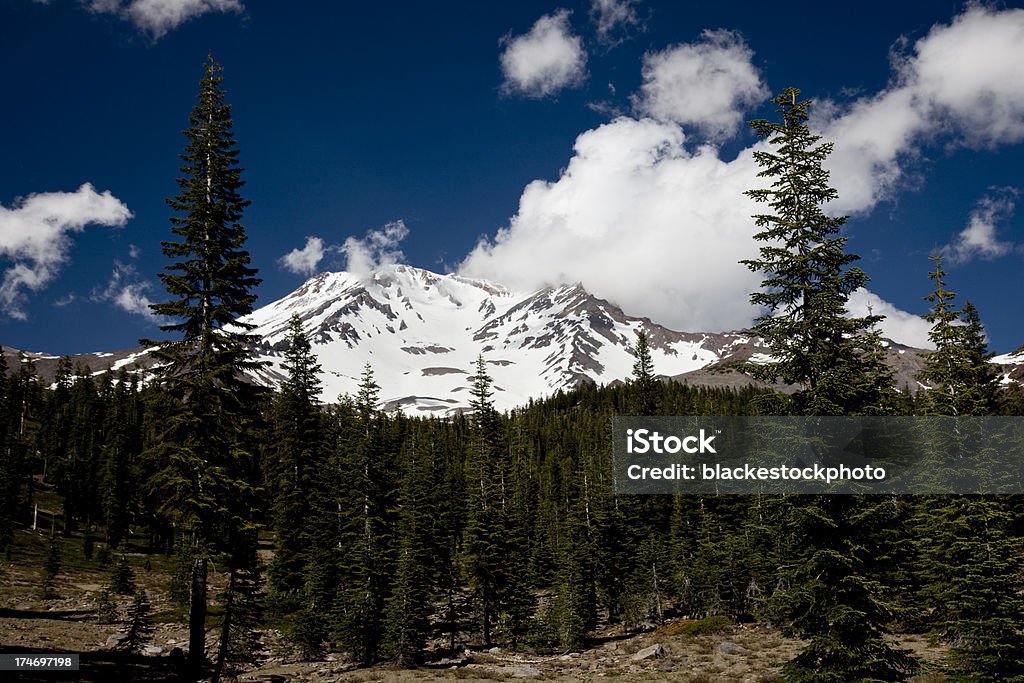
[8,265,1022,413]
[240,264,760,412]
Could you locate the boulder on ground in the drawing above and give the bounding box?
[719,641,751,655]
[631,643,665,661]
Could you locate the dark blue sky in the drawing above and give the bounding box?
[2,0,1023,354]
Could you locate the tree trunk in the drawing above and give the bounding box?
[212,569,236,683]
[482,581,491,645]
[189,555,208,673]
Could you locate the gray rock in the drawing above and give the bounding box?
[631,643,665,661]
[142,645,162,656]
[719,641,751,655]
[103,634,127,650]
[502,665,543,678]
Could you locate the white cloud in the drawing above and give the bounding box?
[631,29,767,141]
[0,183,132,320]
[820,5,1024,213]
[83,0,243,40]
[590,0,639,45]
[846,288,935,349]
[500,10,587,99]
[279,236,326,277]
[93,260,162,323]
[54,293,76,307]
[460,117,766,333]
[461,7,1024,349]
[944,188,1019,264]
[342,220,410,278]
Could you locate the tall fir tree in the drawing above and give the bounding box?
[462,355,509,645]
[0,350,15,553]
[383,432,436,666]
[919,253,997,416]
[333,364,394,664]
[915,255,1022,679]
[743,87,913,680]
[267,314,325,600]
[629,330,659,415]
[143,55,262,675]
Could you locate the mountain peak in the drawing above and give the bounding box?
[237,265,765,412]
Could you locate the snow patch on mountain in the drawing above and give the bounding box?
[241,264,756,413]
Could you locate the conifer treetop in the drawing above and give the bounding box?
[145,55,261,390]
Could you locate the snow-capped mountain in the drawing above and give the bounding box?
[240,264,762,412]
[6,264,1023,413]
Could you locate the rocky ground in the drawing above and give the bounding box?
[0,528,947,682]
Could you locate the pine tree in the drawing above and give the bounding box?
[214,565,264,681]
[143,55,262,675]
[333,364,394,664]
[629,330,659,415]
[9,353,42,534]
[121,589,154,655]
[383,433,436,666]
[744,88,914,680]
[552,501,595,649]
[0,350,15,554]
[462,356,508,645]
[101,370,141,549]
[776,498,915,682]
[267,314,324,601]
[743,87,893,416]
[919,253,998,416]
[109,554,137,595]
[96,589,118,624]
[915,255,1021,678]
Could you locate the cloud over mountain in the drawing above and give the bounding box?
[463,6,1024,347]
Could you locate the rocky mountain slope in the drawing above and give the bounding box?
[5,264,1023,413]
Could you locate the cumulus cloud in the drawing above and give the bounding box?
[944,188,1019,264]
[0,183,132,320]
[83,0,243,40]
[590,0,640,45]
[342,220,410,278]
[462,7,1024,348]
[500,10,587,98]
[279,236,326,276]
[631,29,767,141]
[461,117,766,333]
[820,5,1024,213]
[847,288,935,349]
[93,260,162,323]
